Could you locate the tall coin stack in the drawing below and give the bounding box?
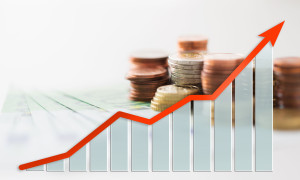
[201,53,244,95]
[274,57,300,108]
[126,50,169,102]
[178,35,208,52]
[168,52,204,90]
[151,85,199,111]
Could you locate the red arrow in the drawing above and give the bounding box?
[19,21,284,170]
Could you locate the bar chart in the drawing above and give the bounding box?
[21,21,284,173]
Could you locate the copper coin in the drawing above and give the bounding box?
[274,74,300,83]
[178,35,208,44]
[130,50,168,62]
[178,46,207,52]
[202,68,234,75]
[130,83,162,89]
[276,91,300,98]
[204,53,244,67]
[126,67,167,80]
[201,71,229,79]
[274,57,300,68]
[130,59,167,66]
[274,71,300,78]
[274,66,300,74]
[129,96,152,102]
[130,75,169,85]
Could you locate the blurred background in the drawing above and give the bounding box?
[0,0,299,94]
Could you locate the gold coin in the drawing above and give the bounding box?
[150,103,171,112]
[152,96,180,105]
[156,85,199,96]
[153,93,188,102]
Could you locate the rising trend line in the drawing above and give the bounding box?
[19,21,284,170]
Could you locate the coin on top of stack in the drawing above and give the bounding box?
[178,35,208,52]
[129,49,169,69]
[151,85,199,111]
[274,57,300,108]
[126,50,169,102]
[202,53,244,95]
[168,51,204,90]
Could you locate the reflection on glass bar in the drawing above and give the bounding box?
[214,84,232,171]
[255,43,273,171]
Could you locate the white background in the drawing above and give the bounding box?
[0,0,300,179]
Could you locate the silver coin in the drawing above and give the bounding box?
[170,67,202,75]
[168,61,203,70]
[168,58,203,65]
[168,52,204,65]
[171,77,202,85]
[171,72,201,79]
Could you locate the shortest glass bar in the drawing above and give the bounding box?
[27,165,44,171]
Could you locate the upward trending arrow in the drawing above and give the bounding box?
[19,21,285,171]
[259,21,285,46]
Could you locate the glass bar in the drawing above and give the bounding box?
[193,100,211,171]
[214,83,232,171]
[47,160,64,172]
[173,102,191,171]
[110,118,128,171]
[27,165,44,171]
[235,62,253,171]
[131,122,148,171]
[255,43,273,171]
[152,115,170,171]
[69,145,86,171]
[90,129,108,171]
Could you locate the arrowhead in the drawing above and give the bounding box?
[259,21,285,46]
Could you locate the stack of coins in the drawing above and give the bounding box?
[202,53,244,95]
[151,85,199,111]
[127,50,169,102]
[274,57,300,108]
[168,52,204,90]
[178,35,208,52]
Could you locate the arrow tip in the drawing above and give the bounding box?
[259,21,285,46]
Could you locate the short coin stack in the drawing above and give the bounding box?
[201,53,244,95]
[168,52,204,90]
[151,85,199,111]
[178,35,208,52]
[126,50,169,102]
[274,57,300,108]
